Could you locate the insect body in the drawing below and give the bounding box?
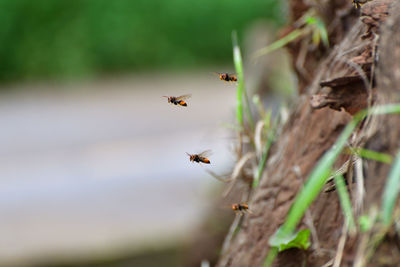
[214,72,238,83]
[163,94,191,107]
[352,0,367,9]
[232,203,251,215]
[186,150,211,164]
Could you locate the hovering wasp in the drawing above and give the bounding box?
[213,72,238,83]
[232,203,252,215]
[163,94,191,107]
[353,0,367,9]
[186,150,211,164]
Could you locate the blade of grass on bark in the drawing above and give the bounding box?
[381,149,400,225]
[334,174,356,234]
[345,147,392,164]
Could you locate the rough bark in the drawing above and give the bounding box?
[363,2,400,265]
[217,0,400,266]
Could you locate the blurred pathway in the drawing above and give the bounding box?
[0,72,237,265]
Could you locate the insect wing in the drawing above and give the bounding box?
[211,72,228,81]
[211,72,222,77]
[198,149,212,158]
[175,94,192,101]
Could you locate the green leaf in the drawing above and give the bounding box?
[269,229,311,252]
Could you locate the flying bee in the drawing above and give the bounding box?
[352,0,367,9]
[163,94,191,107]
[186,150,212,164]
[232,203,252,215]
[213,72,238,83]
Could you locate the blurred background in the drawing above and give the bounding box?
[0,0,291,266]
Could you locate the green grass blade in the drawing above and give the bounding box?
[306,15,329,47]
[346,147,392,164]
[371,103,400,115]
[263,247,278,267]
[315,18,329,47]
[381,149,400,225]
[253,94,266,118]
[252,29,303,59]
[334,174,356,233]
[253,128,274,187]
[232,31,254,130]
[252,13,328,62]
[232,31,243,128]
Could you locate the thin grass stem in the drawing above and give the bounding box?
[334,174,356,234]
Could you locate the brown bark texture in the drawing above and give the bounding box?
[217,0,400,266]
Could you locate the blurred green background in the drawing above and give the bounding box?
[0,0,284,82]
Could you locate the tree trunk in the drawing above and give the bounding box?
[217,0,400,266]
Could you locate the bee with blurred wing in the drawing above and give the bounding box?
[163,94,191,107]
[186,150,212,164]
[232,203,252,215]
[213,72,237,83]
